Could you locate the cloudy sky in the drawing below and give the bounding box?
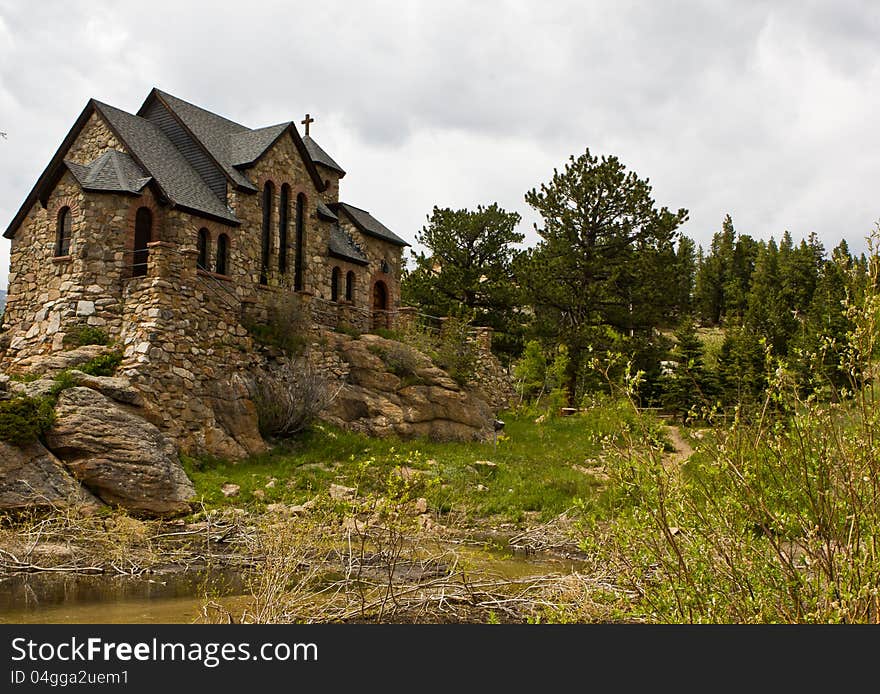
[1,1,879,288]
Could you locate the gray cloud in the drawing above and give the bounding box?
[2,0,879,288]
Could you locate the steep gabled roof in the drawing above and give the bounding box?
[139,89,328,193]
[329,224,369,265]
[228,123,290,167]
[334,202,409,247]
[65,150,151,195]
[93,101,239,224]
[303,135,346,176]
[316,201,339,221]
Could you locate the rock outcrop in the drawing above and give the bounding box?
[0,441,102,512]
[317,333,495,441]
[44,388,194,516]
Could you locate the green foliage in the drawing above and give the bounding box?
[380,343,423,379]
[182,404,646,524]
[518,148,688,403]
[77,351,123,377]
[660,319,713,421]
[434,313,479,386]
[402,203,525,362]
[62,325,109,347]
[513,340,570,411]
[333,323,361,338]
[581,242,880,622]
[0,396,55,445]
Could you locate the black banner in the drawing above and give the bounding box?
[1,624,877,691]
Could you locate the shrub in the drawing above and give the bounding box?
[434,314,478,386]
[334,323,361,338]
[251,360,340,439]
[0,396,55,446]
[63,325,109,347]
[78,351,123,377]
[382,343,422,379]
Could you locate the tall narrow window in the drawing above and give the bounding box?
[279,184,290,274]
[331,267,341,302]
[261,182,274,285]
[345,271,355,302]
[55,207,72,257]
[216,234,230,276]
[294,193,306,291]
[132,207,152,277]
[197,228,210,271]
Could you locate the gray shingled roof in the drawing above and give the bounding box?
[303,135,345,175]
[228,123,290,167]
[336,202,408,246]
[329,224,369,265]
[151,90,257,191]
[316,201,338,221]
[64,150,151,194]
[94,101,239,223]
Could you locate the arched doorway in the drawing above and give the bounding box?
[372,280,388,330]
[132,207,152,277]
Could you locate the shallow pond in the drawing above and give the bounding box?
[0,543,584,623]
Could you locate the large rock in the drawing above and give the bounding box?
[10,345,111,377]
[0,441,102,511]
[44,387,195,516]
[318,334,494,442]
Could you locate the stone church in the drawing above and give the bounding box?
[0,89,410,457]
[2,88,408,359]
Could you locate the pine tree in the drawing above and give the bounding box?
[519,149,688,400]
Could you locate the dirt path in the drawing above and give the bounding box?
[662,424,694,469]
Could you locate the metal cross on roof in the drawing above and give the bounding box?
[301,113,314,136]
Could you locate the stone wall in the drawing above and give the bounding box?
[1,173,157,364]
[466,327,515,411]
[117,242,265,459]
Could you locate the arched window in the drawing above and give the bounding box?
[197,228,210,271]
[132,207,152,277]
[294,193,306,291]
[278,184,290,274]
[345,271,355,302]
[216,234,230,276]
[331,267,341,302]
[55,207,72,257]
[261,182,274,285]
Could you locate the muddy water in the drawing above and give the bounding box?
[0,569,248,624]
[0,545,584,624]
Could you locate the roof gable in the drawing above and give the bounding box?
[303,135,346,176]
[65,150,151,194]
[93,101,238,224]
[140,89,329,194]
[334,202,409,247]
[4,101,101,239]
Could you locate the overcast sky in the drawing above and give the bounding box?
[2,1,879,288]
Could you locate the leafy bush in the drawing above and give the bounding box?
[434,314,478,386]
[0,396,55,445]
[381,343,422,379]
[63,325,109,347]
[334,323,361,338]
[581,250,880,623]
[78,351,123,377]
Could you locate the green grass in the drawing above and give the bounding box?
[182,404,645,525]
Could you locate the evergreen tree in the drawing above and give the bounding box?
[518,149,688,400]
[744,238,797,356]
[661,319,710,421]
[402,204,524,359]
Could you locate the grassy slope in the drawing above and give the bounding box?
[183,402,645,525]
